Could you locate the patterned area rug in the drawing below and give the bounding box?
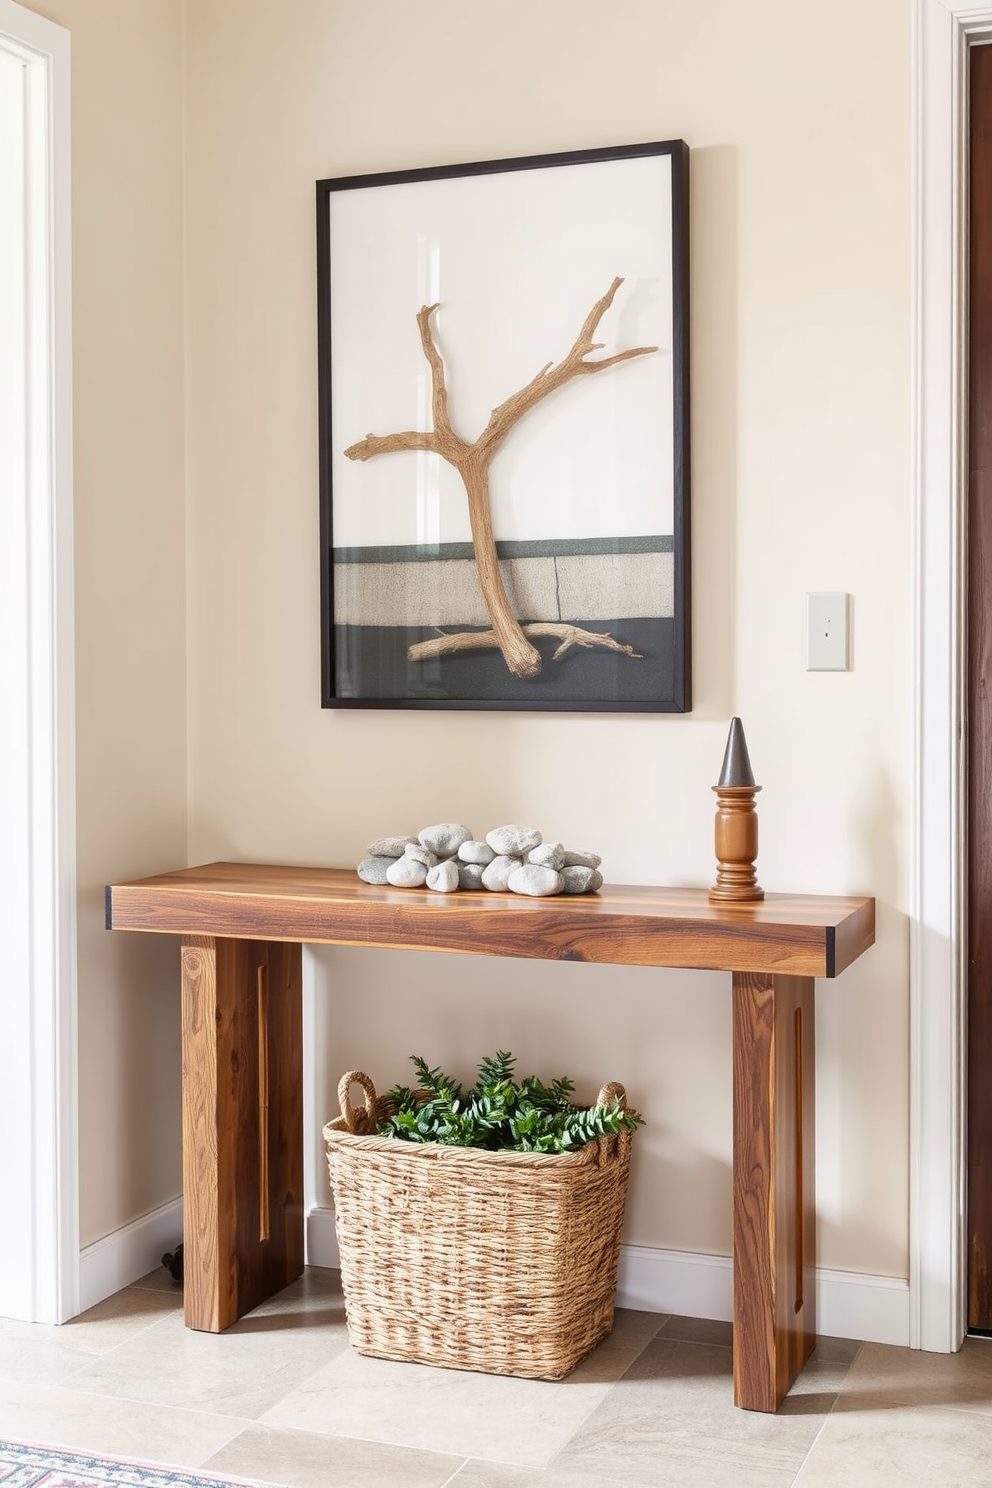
[0,1439,269,1488]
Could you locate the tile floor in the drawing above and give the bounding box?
[1,1267,991,1487]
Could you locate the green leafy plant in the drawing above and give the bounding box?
[377,1050,643,1154]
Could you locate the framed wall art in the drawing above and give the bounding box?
[316,139,690,712]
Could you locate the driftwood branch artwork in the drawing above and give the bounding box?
[344,277,658,679]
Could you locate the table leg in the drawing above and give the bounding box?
[181,935,304,1331]
[732,971,816,1411]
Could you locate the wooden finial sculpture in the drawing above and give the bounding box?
[709,717,764,904]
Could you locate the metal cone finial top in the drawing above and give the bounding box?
[717,717,757,788]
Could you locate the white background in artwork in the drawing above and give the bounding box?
[329,152,674,550]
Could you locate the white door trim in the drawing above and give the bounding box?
[912,0,992,1353]
[0,0,77,1324]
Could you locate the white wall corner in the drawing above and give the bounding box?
[78,1198,184,1314]
[306,1207,910,1348]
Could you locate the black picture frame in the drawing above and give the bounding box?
[316,139,690,712]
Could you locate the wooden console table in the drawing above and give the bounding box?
[106,862,874,1413]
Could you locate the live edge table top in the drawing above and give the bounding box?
[106,862,875,980]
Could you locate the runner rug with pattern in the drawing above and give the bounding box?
[0,1439,269,1488]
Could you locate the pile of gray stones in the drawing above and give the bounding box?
[357,823,603,898]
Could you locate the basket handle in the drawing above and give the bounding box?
[597,1081,627,1109]
[338,1071,379,1133]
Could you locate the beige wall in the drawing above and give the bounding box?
[183,0,910,1276]
[21,0,188,1246]
[12,0,908,1271]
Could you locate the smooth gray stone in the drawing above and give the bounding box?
[458,862,486,890]
[386,856,428,888]
[561,864,601,894]
[426,859,460,892]
[507,865,564,897]
[419,822,473,856]
[528,841,565,871]
[367,835,417,858]
[486,824,542,856]
[357,855,398,885]
[458,839,496,866]
[562,848,603,869]
[405,842,439,868]
[587,870,604,892]
[481,854,522,891]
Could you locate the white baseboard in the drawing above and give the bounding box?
[306,1206,911,1348]
[78,1196,183,1313]
[616,1242,733,1319]
[815,1264,911,1347]
[307,1205,341,1269]
[616,1242,911,1346]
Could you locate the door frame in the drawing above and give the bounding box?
[912,0,992,1354]
[0,0,77,1324]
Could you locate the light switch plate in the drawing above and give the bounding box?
[806,592,850,671]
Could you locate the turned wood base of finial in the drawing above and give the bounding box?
[709,785,764,904]
[709,869,765,903]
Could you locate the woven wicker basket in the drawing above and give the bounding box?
[323,1070,635,1381]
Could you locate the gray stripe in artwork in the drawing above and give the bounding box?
[333,550,675,627]
[332,535,675,564]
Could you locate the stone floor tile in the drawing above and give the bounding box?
[656,1314,733,1348]
[445,1457,792,1488]
[17,1279,992,1488]
[793,1397,992,1485]
[838,1337,992,1414]
[131,1265,183,1294]
[805,1334,862,1366]
[0,1284,181,1385]
[0,1377,245,1467]
[550,1335,836,1487]
[61,1282,351,1418]
[204,1422,464,1488]
[260,1308,660,1469]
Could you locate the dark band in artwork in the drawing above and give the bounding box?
[334,619,676,708]
[329,534,679,708]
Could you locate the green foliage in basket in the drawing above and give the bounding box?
[377,1050,643,1154]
